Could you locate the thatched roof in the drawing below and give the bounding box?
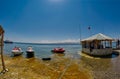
[81,33,113,42]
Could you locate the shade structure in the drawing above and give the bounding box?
[81,33,113,42]
[81,33,113,56]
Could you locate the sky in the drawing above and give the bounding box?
[0,0,120,43]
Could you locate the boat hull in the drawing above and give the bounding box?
[42,58,51,61]
[12,52,23,56]
[51,50,65,53]
[26,51,34,58]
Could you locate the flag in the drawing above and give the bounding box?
[88,26,91,30]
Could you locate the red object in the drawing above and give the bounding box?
[51,47,65,53]
[13,47,20,50]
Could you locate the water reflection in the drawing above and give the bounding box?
[52,53,65,56]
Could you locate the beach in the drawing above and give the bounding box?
[0,51,120,79]
[0,54,92,79]
[79,51,120,79]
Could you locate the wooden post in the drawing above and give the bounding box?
[1,33,5,69]
[0,25,8,74]
[105,41,106,48]
[95,40,98,49]
[110,40,112,48]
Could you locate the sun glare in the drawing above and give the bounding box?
[49,0,64,2]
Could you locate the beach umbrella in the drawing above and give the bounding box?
[0,25,8,74]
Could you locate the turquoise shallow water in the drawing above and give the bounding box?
[4,43,81,58]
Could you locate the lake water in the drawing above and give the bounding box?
[4,43,81,58]
[3,43,120,79]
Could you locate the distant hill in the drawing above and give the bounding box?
[14,42,80,45]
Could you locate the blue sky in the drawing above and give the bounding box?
[0,0,120,43]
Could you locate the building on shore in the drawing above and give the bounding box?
[81,33,113,56]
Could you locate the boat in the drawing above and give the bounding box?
[26,46,34,58]
[42,57,51,61]
[11,47,23,56]
[81,33,113,56]
[51,47,65,53]
[4,40,13,44]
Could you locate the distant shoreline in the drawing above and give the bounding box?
[11,42,81,45]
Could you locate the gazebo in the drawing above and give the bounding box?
[81,33,113,56]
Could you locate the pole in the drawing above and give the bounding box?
[1,33,6,70]
[79,24,82,44]
[0,26,8,74]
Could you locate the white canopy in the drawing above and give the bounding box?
[81,33,113,41]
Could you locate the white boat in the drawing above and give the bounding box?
[12,47,23,56]
[26,46,34,58]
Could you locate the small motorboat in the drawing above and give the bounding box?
[26,46,34,58]
[42,57,51,61]
[51,47,65,53]
[11,47,23,56]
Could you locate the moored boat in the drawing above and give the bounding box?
[51,47,65,53]
[42,57,51,61]
[4,40,13,44]
[11,47,23,56]
[26,46,34,58]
